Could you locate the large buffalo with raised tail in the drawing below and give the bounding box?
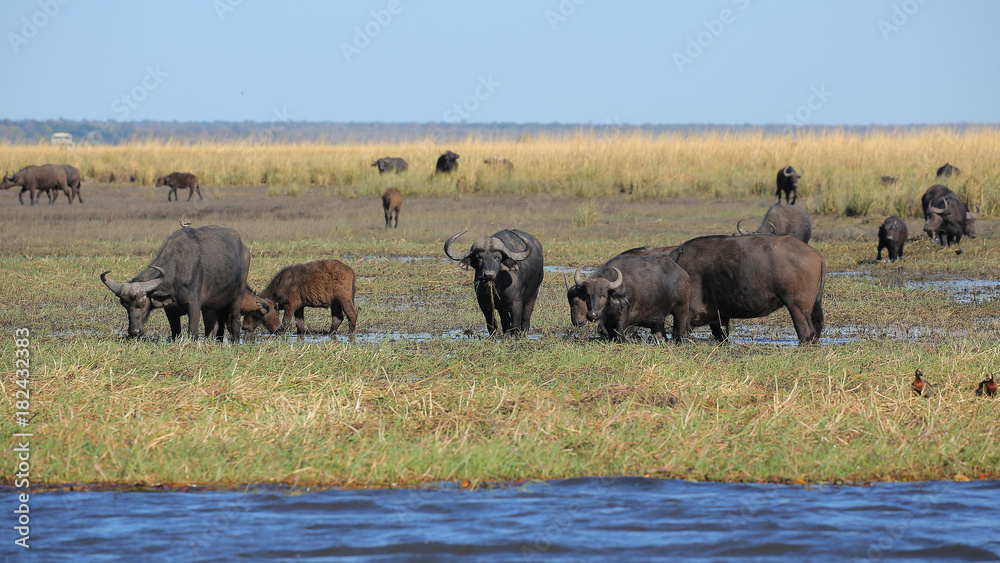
[571,253,690,343]
[100,225,250,341]
[668,234,826,343]
[738,202,812,243]
[445,229,543,336]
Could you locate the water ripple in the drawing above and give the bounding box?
[8,479,999,561]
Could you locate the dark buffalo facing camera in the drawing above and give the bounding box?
[877,216,908,261]
[776,166,802,205]
[436,150,460,173]
[444,229,543,336]
[100,225,250,341]
[668,234,826,343]
[371,157,408,174]
[564,245,676,330]
[570,253,690,343]
[923,196,978,247]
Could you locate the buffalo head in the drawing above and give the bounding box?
[0,173,17,189]
[574,266,624,322]
[242,296,282,334]
[101,266,169,337]
[444,230,531,281]
[154,176,165,187]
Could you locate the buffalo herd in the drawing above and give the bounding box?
[83,161,983,343]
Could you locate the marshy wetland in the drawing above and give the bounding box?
[1,133,999,490]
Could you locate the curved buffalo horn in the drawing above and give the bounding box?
[564,273,572,290]
[974,203,981,213]
[781,166,792,176]
[100,270,124,297]
[767,222,777,234]
[736,219,750,235]
[928,202,946,214]
[497,231,532,262]
[443,230,472,261]
[371,157,377,163]
[574,266,586,286]
[607,267,623,290]
[128,266,165,294]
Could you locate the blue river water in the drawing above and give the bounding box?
[5,478,999,561]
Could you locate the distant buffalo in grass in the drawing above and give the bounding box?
[371,157,408,174]
[877,216,908,261]
[776,166,801,205]
[381,187,401,228]
[436,151,460,173]
[155,172,203,202]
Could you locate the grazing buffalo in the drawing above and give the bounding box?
[444,229,543,336]
[737,202,812,243]
[880,175,897,185]
[776,166,802,205]
[242,259,358,337]
[46,164,83,203]
[668,234,826,343]
[155,172,203,201]
[936,163,961,179]
[1,165,72,205]
[571,254,690,343]
[371,157,408,174]
[204,284,280,341]
[877,216,908,261]
[101,225,250,341]
[923,196,978,247]
[381,187,402,229]
[436,151,460,174]
[483,157,514,172]
[564,245,676,329]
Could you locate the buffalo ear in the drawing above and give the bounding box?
[459,257,472,270]
[256,300,271,314]
[501,257,519,269]
[149,292,174,308]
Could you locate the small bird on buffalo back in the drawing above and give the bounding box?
[975,374,997,397]
[180,220,191,229]
[911,369,933,396]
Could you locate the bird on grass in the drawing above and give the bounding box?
[911,369,933,396]
[975,374,997,397]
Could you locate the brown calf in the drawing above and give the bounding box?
[243,259,358,337]
[381,187,402,228]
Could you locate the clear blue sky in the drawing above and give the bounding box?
[2,0,998,125]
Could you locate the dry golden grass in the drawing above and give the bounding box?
[3,127,997,217]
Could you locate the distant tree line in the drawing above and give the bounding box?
[0,119,980,145]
